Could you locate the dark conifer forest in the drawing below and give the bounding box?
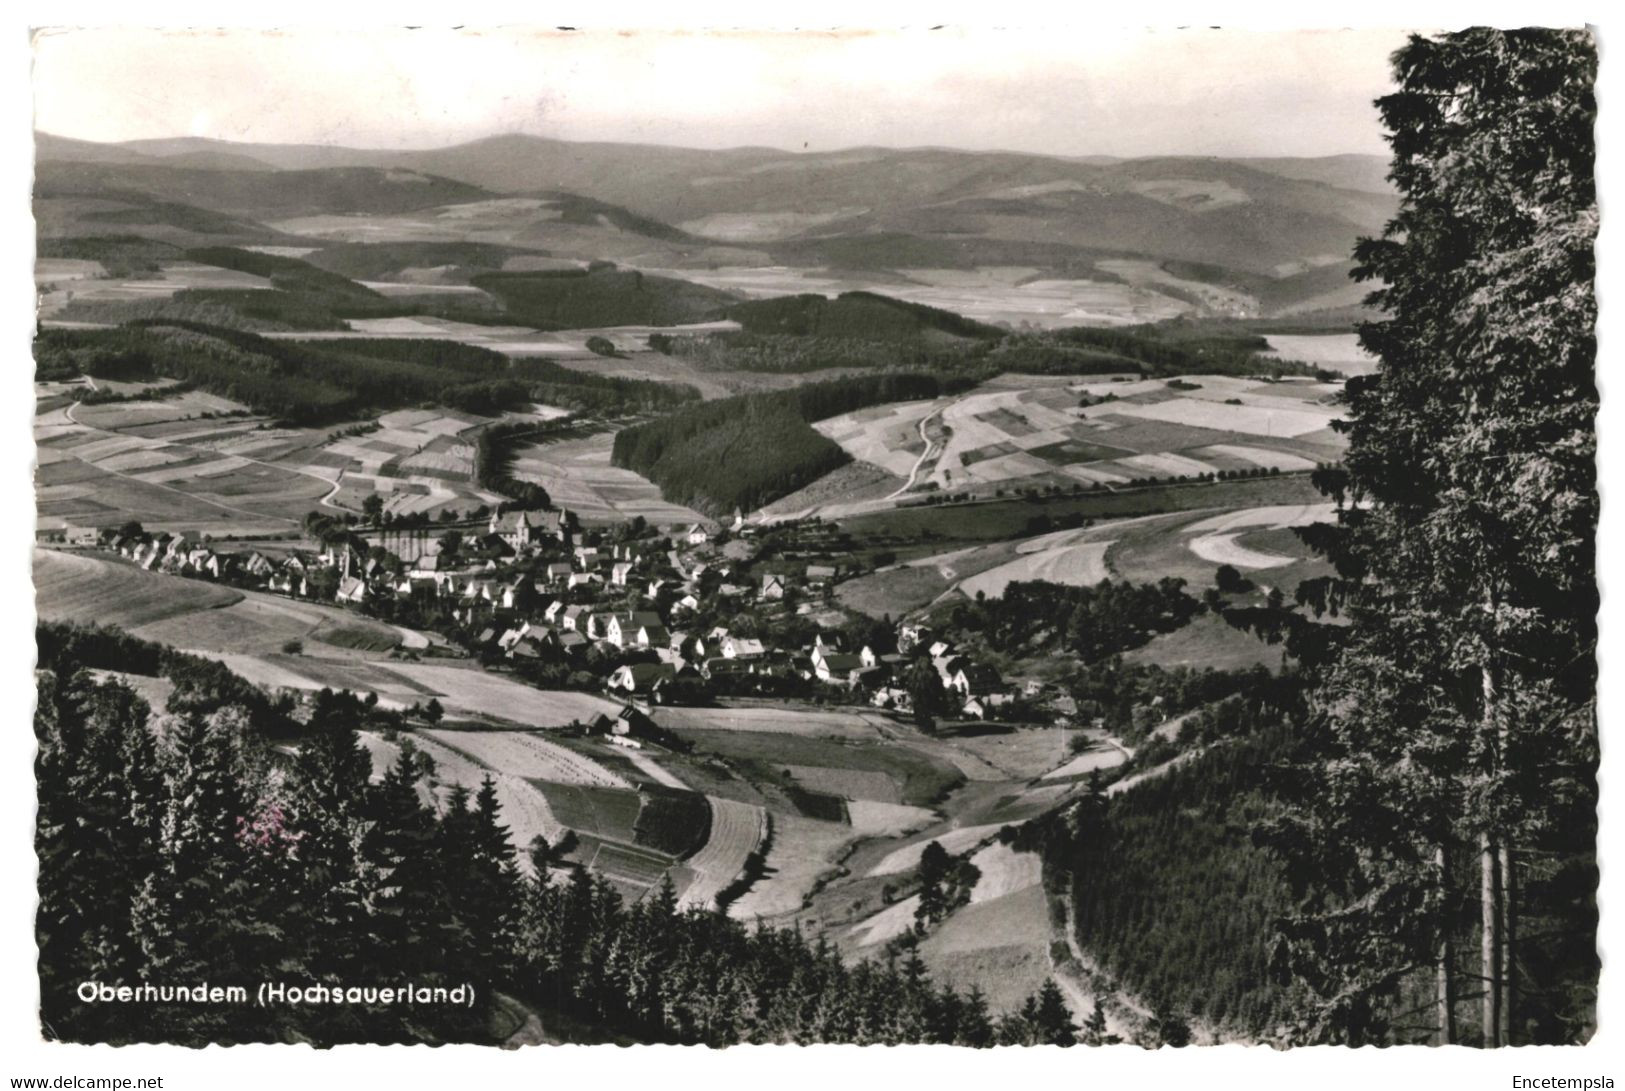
[35,623,1073,1047]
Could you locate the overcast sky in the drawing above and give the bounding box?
[32,26,1413,158]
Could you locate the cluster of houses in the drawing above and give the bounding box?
[64,507,1014,720]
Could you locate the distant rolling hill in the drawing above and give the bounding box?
[35,160,492,218]
[37,131,1393,316]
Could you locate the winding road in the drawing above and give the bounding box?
[884,404,945,500]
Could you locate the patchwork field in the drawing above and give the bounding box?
[865,824,1007,878]
[813,400,939,479]
[505,431,708,526]
[916,883,1056,1017]
[845,800,938,839]
[935,726,1086,781]
[303,407,519,518]
[839,498,1339,619]
[34,547,241,628]
[531,782,645,839]
[812,374,1344,506]
[270,314,743,364]
[957,540,1112,601]
[1041,732,1136,781]
[1095,259,1259,317]
[675,728,963,809]
[36,395,335,533]
[727,814,855,921]
[385,731,568,873]
[38,259,274,319]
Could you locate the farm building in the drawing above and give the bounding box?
[761,573,787,600]
[607,662,677,698]
[605,611,664,648]
[722,636,765,660]
[814,652,866,686]
[952,663,1005,700]
[490,508,571,551]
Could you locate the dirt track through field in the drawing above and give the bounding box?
[885,405,944,500]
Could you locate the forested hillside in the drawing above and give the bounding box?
[611,372,975,514]
[1040,705,1310,1038]
[725,291,1004,342]
[470,265,739,329]
[33,324,693,424]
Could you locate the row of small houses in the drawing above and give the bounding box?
[484,605,1010,717]
[487,507,713,556]
[91,521,685,610]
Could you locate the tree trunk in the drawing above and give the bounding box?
[1481,836,1502,1046]
[1501,843,1517,1044]
[1480,657,1505,1047]
[1443,838,1456,1047]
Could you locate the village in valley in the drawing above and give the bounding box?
[54,502,1017,723]
[33,24,1599,1052]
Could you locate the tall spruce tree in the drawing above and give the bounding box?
[1263,27,1597,1046]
